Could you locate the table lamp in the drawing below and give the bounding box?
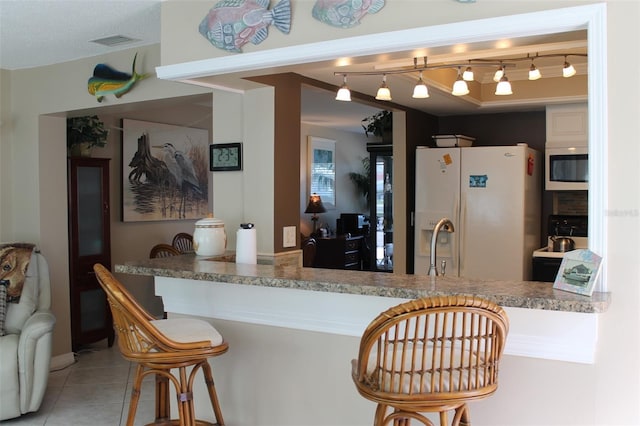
[304,193,326,235]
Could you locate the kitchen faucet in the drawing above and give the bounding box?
[428,218,455,276]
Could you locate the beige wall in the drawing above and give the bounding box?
[2,44,216,356]
[0,69,9,235]
[160,1,585,67]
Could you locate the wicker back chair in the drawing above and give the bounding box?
[93,263,228,426]
[172,232,194,254]
[149,243,181,258]
[302,237,317,267]
[352,295,509,426]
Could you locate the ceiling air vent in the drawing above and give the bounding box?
[90,35,138,47]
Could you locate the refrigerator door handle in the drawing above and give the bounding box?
[452,197,459,273]
[459,192,466,274]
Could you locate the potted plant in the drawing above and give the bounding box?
[361,110,392,141]
[67,115,109,157]
[348,157,370,204]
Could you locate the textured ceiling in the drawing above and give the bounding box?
[0,0,161,70]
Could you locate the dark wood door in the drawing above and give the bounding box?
[67,157,114,351]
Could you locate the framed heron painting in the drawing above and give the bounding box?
[121,118,210,222]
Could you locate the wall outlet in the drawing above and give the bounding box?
[283,226,297,248]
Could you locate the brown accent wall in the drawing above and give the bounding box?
[437,111,546,150]
[247,73,302,252]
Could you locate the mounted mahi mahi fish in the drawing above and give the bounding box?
[87,53,149,102]
[199,0,291,53]
[312,0,385,28]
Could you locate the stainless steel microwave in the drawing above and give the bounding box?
[545,142,588,191]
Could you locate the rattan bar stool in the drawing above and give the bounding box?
[352,295,509,426]
[93,264,228,426]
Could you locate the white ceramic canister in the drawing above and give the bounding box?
[193,215,227,256]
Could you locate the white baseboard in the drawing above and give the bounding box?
[50,352,75,371]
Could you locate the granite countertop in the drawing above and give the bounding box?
[115,254,610,314]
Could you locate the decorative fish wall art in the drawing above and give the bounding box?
[87,53,149,102]
[199,0,291,53]
[312,0,385,28]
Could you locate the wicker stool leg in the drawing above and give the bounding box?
[155,374,171,424]
[177,366,196,426]
[374,404,387,426]
[454,404,470,426]
[126,365,145,426]
[201,361,225,425]
[439,411,449,426]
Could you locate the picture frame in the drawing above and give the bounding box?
[553,249,602,296]
[121,118,210,222]
[307,136,336,209]
[210,142,242,171]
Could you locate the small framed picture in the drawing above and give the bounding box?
[553,249,602,296]
[210,143,242,171]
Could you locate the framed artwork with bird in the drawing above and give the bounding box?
[121,119,210,222]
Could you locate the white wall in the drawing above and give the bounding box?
[300,123,369,237]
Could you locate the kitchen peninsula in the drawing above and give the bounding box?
[116,254,608,365]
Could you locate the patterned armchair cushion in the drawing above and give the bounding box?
[3,250,39,334]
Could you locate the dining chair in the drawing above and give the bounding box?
[352,295,509,426]
[93,263,228,426]
[171,233,194,254]
[149,243,181,258]
[302,237,317,267]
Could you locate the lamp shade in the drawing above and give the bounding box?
[305,194,327,214]
[336,86,351,101]
[451,77,469,96]
[495,75,513,95]
[563,61,576,77]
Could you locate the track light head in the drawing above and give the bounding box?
[375,75,392,101]
[462,66,474,81]
[563,57,576,77]
[412,71,429,99]
[529,62,542,80]
[495,74,513,95]
[335,75,351,101]
[452,69,469,96]
[493,65,504,82]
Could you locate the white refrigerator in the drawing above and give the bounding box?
[414,145,541,281]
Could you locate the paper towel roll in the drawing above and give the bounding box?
[236,227,257,264]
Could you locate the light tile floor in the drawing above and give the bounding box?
[2,341,157,426]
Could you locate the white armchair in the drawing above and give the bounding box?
[0,251,56,421]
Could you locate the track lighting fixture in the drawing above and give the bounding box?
[335,74,351,101]
[412,71,429,98]
[451,68,470,96]
[375,75,392,101]
[563,56,577,77]
[333,52,585,102]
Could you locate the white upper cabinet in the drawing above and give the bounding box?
[546,103,588,143]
